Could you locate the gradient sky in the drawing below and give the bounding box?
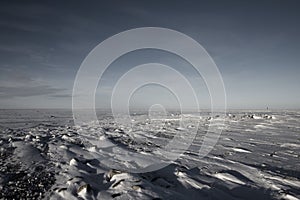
[0,0,299,109]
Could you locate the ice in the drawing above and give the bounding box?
[0,109,299,199]
[214,172,246,185]
[231,147,252,153]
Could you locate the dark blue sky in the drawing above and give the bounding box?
[0,0,299,109]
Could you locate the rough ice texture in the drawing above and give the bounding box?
[0,109,299,200]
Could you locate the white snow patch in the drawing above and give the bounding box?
[214,173,246,185]
[232,147,251,153]
[280,143,300,148]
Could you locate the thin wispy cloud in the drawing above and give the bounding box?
[0,85,64,98]
[0,0,299,108]
[0,70,66,99]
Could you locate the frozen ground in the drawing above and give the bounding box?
[0,109,299,200]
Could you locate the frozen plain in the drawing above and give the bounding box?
[0,109,299,200]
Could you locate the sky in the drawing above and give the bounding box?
[0,0,299,109]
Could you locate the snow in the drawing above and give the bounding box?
[214,172,246,185]
[0,109,299,199]
[231,147,252,153]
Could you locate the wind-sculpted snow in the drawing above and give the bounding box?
[0,110,299,199]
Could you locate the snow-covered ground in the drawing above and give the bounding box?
[0,109,299,200]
